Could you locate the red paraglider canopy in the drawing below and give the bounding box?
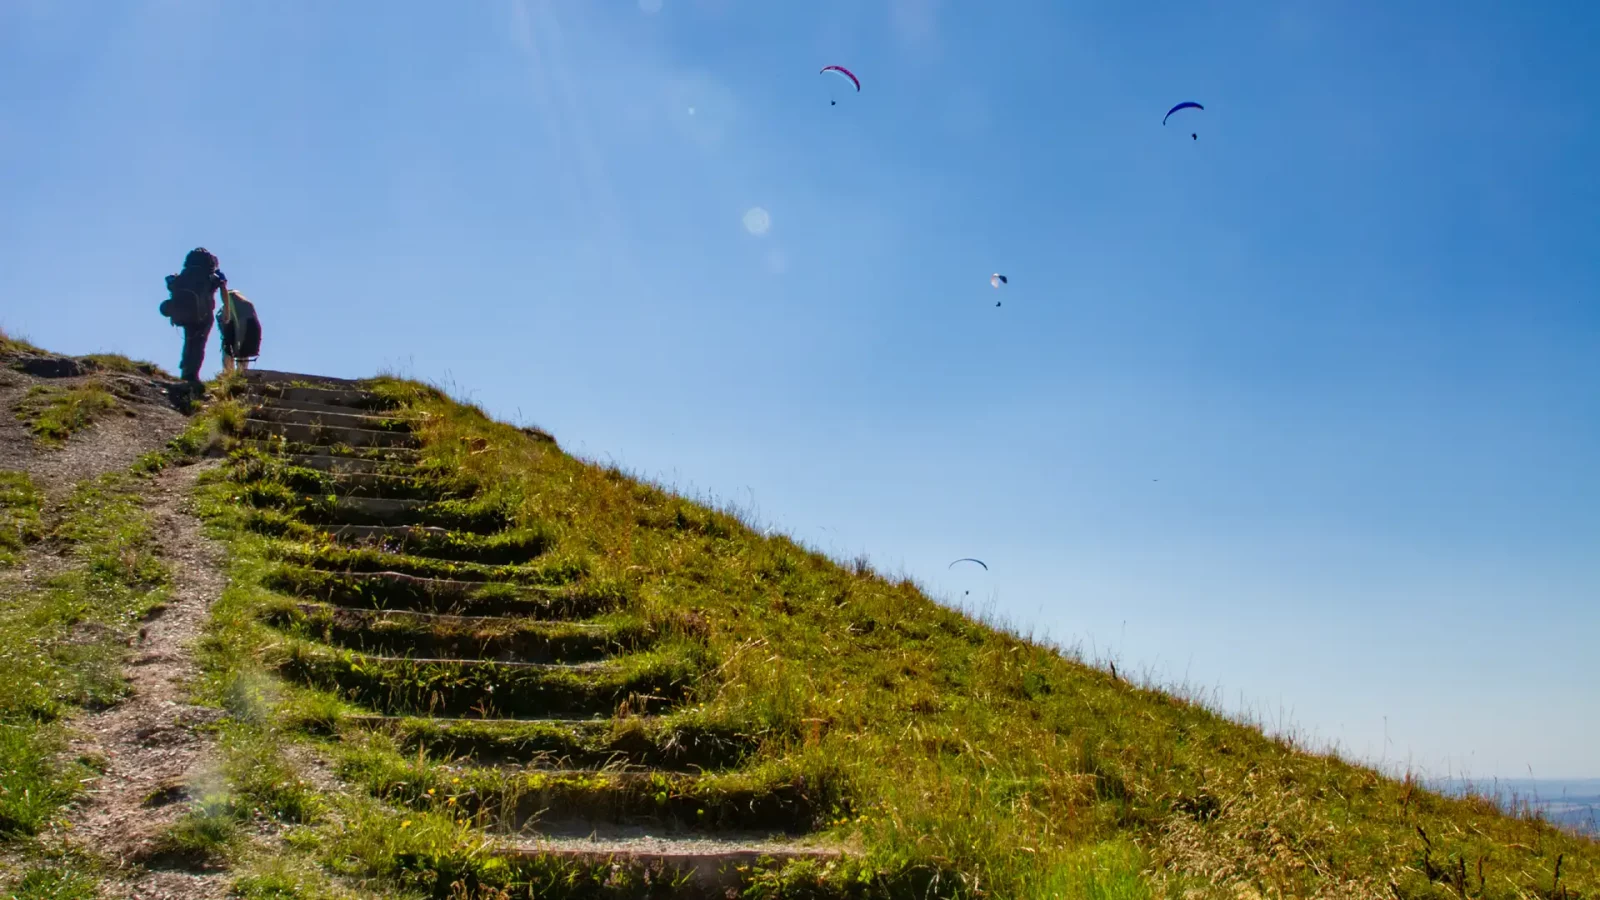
[820,65,861,92]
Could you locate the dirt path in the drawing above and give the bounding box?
[0,366,188,502]
[57,461,232,900]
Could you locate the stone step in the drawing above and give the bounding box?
[278,603,628,664]
[326,651,610,673]
[291,495,506,532]
[323,523,453,544]
[244,369,368,387]
[353,755,819,835]
[243,418,421,450]
[329,495,425,520]
[286,469,445,501]
[326,472,455,500]
[336,715,758,772]
[293,603,609,628]
[278,642,690,718]
[282,524,550,567]
[255,397,422,420]
[263,566,620,618]
[500,833,845,894]
[339,495,425,515]
[250,403,416,433]
[238,440,423,465]
[282,454,419,477]
[245,384,392,410]
[287,550,567,586]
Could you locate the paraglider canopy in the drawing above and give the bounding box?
[820,65,860,105]
[820,65,861,91]
[948,558,989,571]
[990,274,1008,288]
[1162,101,1203,125]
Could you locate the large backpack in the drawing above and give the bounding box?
[159,248,220,327]
[222,291,263,359]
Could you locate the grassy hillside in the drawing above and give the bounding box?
[176,373,1597,900]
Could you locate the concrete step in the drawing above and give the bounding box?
[242,418,421,450]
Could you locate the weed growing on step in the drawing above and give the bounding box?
[268,602,651,663]
[0,471,170,841]
[265,540,582,585]
[334,731,848,834]
[340,712,762,771]
[0,470,45,566]
[14,380,120,446]
[272,635,704,719]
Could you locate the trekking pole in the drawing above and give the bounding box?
[223,287,236,363]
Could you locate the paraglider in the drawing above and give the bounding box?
[991,273,1007,306]
[820,65,860,106]
[1163,101,1203,139]
[948,558,989,571]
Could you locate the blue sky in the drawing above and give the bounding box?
[2,0,1596,777]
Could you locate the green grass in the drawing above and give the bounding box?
[0,326,44,356]
[0,470,45,566]
[334,732,843,833]
[147,794,242,868]
[0,471,170,840]
[367,379,1600,898]
[4,865,100,900]
[180,375,1600,900]
[78,352,168,378]
[333,712,761,771]
[13,380,120,447]
[265,600,651,662]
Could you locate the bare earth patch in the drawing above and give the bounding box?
[51,461,231,900]
[0,365,188,501]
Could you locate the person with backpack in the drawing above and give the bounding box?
[217,288,262,374]
[160,247,227,387]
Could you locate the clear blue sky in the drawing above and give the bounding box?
[2,0,1596,778]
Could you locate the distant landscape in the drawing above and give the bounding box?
[1434,779,1600,835]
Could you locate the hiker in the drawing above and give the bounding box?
[160,247,227,386]
[217,289,262,374]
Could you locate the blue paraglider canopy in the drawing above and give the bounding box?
[1162,101,1204,125]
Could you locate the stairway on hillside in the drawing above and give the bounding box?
[230,370,844,894]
